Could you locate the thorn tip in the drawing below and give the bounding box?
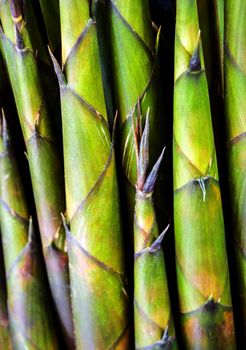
[188,30,202,72]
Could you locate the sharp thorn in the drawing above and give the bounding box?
[61,213,71,238]
[111,110,118,145]
[188,30,202,72]
[0,109,10,150]
[143,146,165,194]
[149,223,169,252]
[137,98,142,137]
[132,113,139,160]
[155,25,162,54]
[27,217,35,243]
[162,326,169,342]
[137,112,150,189]
[48,46,67,88]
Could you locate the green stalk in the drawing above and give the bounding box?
[0,240,12,349]
[39,0,61,56]
[197,0,224,94]
[213,0,224,87]
[196,0,215,89]
[197,0,224,99]
[107,0,165,225]
[225,0,246,338]
[173,1,236,349]
[0,1,74,346]
[133,115,177,349]
[0,112,59,349]
[50,0,130,348]
[0,17,16,350]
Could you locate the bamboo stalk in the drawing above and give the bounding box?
[213,0,224,88]
[225,0,246,340]
[50,0,131,348]
[0,111,59,349]
[0,238,12,350]
[133,115,177,349]
[107,0,165,228]
[173,1,236,348]
[38,0,61,56]
[0,1,74,346]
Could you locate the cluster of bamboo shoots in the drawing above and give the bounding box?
[0,0,244,349]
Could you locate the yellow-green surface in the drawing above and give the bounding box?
[0,241,12,350]
[133,119,177,349]
[0,1,74,346]
[225,0,246,338]
[108,0,165,226]
[51,1,130,348]
[39,0,60,54]
[0,114,59,349]
[174,0,236,348]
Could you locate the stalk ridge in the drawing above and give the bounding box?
[173,1,236,348]
[133,116,177,349]
[53,1,131,348]
[0,1,74,346]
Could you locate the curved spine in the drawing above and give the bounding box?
[225,0,246,339]
[0,112,59,349]
[134,116,177,349]
[0,1,74,346]
[173,1,236,349]
[51,0,130,348]
[107,0,165,224]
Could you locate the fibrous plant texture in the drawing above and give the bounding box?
[50,0,130,348]
[225,0,246,340]
[133,114,177,349]
[0,112,59,349]
[107,0,165,226]
[0,1,74,346]
[173,0,236,348]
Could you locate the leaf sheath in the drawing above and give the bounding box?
[107,0,165,227]
[0,113,59,349]
[225,0,246,339]
[53,1,131,348]
[173,1,236,348]
[134,119,177,349]
[0,1,74,346]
